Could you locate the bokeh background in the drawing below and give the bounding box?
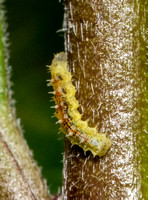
[4,0,64,194]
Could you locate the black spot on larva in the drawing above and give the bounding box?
[62,88,66,94]
[58,75,63,80]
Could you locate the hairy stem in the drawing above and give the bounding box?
[63,0,147,199]
[0,2,52,199]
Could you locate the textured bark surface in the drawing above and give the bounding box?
[63,0,147,199]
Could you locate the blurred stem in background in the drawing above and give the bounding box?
[64,0,148,199]
[6,0,64,194]
[0,1,52,199]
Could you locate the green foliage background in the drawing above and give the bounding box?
[5,0,64,194]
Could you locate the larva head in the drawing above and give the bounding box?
[89,134,111,157]
[52,52,66,63]
[50,53,72,83]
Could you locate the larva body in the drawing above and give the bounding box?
[48,52,111,157]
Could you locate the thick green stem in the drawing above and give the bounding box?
[64,0,147,199]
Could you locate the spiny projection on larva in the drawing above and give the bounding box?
[47,52,111,157]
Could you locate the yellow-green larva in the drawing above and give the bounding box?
[48,52,111,157]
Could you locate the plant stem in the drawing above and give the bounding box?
[0,2,7,106]
[0,2,52,199]
[63,0,147,199]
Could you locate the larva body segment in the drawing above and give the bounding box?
[49,52,111,157]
